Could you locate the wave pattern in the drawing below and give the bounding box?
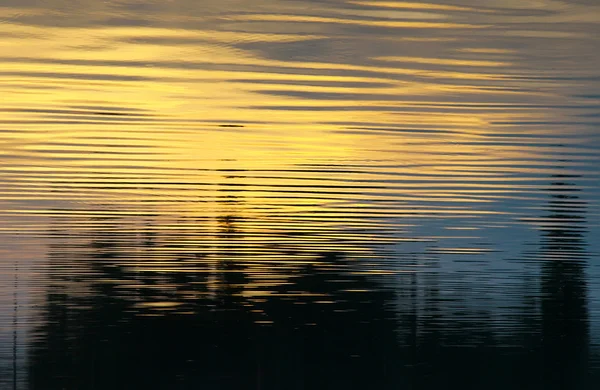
[1,0,600,389]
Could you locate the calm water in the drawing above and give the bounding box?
[1,0,600,388]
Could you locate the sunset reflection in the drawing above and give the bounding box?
[1,0,600,389]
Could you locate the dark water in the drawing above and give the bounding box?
[1,0,600,389]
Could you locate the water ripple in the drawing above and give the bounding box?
[1,0,600,389]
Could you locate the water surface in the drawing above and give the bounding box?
[1,0,600,389]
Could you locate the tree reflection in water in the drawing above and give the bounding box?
[30,245,400,388]
[540,173,589,389]
[30,200,403,390]
[29,168,594,389]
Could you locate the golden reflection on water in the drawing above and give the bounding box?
[1,1,599,267]
[0,0,600,387]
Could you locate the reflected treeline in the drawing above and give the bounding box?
[27,175,596,389]
[29,215,403,389]
[539,172,589,389]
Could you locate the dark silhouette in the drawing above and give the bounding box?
[539,174,589,389]
[29,207,401,389]
[26,165,596,389]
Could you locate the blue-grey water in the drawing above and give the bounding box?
[1,0,600,389]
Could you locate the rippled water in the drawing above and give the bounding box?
[1,0,600,388]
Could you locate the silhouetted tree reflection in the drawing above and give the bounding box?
[29,212,402,389]
[254,253,401,389]
[539,174,589,389]
[28,166,597,389]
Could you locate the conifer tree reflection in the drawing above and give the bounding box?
[30,168,596,389]
[539,173,589,389]
[254,252,401,389]
[29,210,400,389]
